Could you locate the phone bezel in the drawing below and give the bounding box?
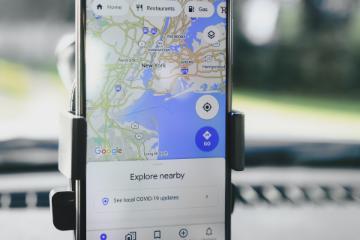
[75,0,234,239]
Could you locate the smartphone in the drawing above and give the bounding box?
[76,0,232,239]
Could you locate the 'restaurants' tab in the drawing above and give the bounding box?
[131,0,182,17]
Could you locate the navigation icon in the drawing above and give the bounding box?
[125,232,136,240]
[154,230,161,239]
[206,227,213,236]
[179,228,188,238]
[203,131,212,141]
[196,95,219,120]
[195,127,219,152]
[100,233,107,240]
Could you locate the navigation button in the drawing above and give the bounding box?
[203,25,221,44]
[184,1,215,18]
[196,95,219,120]
[154,230,161,239]
[100,233,107,240]
[131,0,182,17]
[206,227,213,236]
[124,232,136,240]
[92,0,129,16]
[179,228,188,238]
[195,127,219,152]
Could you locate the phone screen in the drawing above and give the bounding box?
[85,0,228,239]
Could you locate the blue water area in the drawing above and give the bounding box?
[141,68,153,85]
[163,17,170,34]
[185,0,227,51]
[159,17,171,41]
[117,92,226,160]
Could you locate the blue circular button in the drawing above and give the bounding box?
[195,127,219,152]
[100,233,107,240]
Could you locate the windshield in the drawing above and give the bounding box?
[1,0,359,145]
[0,0,72,141]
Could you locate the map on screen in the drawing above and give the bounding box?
[86,0,227,162]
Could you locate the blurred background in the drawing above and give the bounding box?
[0,0,359,239]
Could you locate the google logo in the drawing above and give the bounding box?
[95,146,123,155]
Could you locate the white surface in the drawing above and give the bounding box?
[0,209,73,240]
[232,204,360,240]
[231,168,360,239]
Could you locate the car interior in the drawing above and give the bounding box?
[0,0,359,239]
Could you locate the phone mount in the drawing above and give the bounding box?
[51,109,245,231]
[50,35,245,233]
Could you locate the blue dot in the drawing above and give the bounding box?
[195,127,219,152]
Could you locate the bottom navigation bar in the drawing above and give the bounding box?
[87,223,224,240]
